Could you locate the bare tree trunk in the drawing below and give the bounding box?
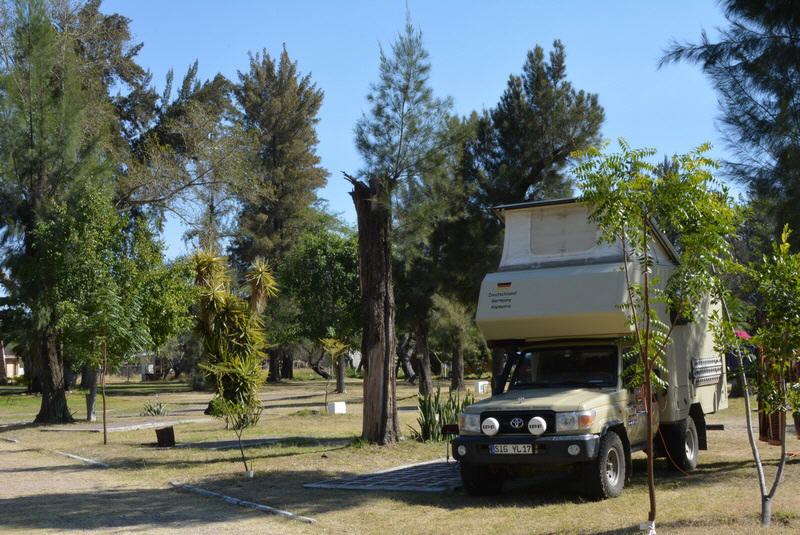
[336,356,346,394]
[451,330,465,392]
[491,347,507,395]
[84,367,98,422]
[310,347,332,379]
[351,177,399,445]
[414,322,433,397]
[397,334,417,384]
[34,329,73,424]
[267,350,281,383]
[0,341,8,384]
[280,353,294,379]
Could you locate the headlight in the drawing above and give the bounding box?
[458,413,481,433]
[556,410,596,432]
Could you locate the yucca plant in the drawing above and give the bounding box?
[193,252,277,475]
[411,387,474,442]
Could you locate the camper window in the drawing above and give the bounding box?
[511,346,617,389]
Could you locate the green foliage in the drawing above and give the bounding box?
[231,46,327,266]
[576,140,738,389]
[140,399,169,417]
[430,294,488,378]
[749,226,800,415]
[662,1,800,249]
[194,252,274,412]
[280,230,360,343]
[354,16,452,185]
[445,41,604,303]
[411,388,474,442]
[320,338,349,364]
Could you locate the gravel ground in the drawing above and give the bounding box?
[0,441,315,534]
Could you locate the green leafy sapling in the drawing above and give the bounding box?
[576,140,737,533]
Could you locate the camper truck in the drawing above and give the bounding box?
[451,198,726,499]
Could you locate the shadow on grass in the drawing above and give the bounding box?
[0,486,266,532]
[103,382,193,397]
[0,421,41,433]
[112,437,357,472]
[178,450,800,521]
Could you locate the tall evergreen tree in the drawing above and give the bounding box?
[662,0,800,248]
[452,42,604,299]
[347,18,451,444]
[0,0,114,422]
[394,114,476,395]
[0,0,229,422]
[450,41,604,386]
[231,47,327,265]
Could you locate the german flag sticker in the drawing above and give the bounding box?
[496,282,512,288]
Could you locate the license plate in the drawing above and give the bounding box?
[490,444,534,455]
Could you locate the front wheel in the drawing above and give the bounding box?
[663,417,699,472]
[460,463,504,496]
[582,431,626,499]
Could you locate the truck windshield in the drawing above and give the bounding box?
[511,346,618,389]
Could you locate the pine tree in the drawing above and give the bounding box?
[662,0,800,248]
[230,47,327,266]
[0,0,113,423]
[347,17,451,444]
[394,115,477,396]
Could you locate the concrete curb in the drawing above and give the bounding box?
[53,450,110,468]
[170,481,316,524]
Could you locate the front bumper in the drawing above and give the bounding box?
[451,434,600,465]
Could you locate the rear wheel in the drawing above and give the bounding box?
[582,431,626,499]
[460,463,504,496]
[664,417,699,472]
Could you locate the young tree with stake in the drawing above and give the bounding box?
[715,225,800,527]
[576,140,737,534]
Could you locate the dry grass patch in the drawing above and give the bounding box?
[1,380,799,534]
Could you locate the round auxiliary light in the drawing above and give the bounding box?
[481,417,500,436]
[567,444,581,456]
[528,416,547,436]
[457,445,467,457]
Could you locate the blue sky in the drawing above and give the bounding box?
[102,0,730,258]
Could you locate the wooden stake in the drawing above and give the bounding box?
[102,340,108,446]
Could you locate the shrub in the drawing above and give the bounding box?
[411,387,474,442]
[140,399,169,416]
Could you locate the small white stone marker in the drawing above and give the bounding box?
[327,401,347,414]
[475,380,490,394]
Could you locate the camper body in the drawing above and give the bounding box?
[452,198,726,498]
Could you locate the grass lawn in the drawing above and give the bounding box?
[1,378,799,534]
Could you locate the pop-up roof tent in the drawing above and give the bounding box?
[475,198,679,342]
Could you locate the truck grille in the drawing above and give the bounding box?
[480,410,556,435]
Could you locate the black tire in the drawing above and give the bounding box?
[460,463,504,496]
[663,417,699,472]
[582,431,626,500]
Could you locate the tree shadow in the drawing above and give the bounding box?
[113,437,356,472]
[103,383,193,397]
[0,421,40,433]
[0,486,271,532]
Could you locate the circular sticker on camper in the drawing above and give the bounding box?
[481,417,500,436]
[528,416,547,435]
